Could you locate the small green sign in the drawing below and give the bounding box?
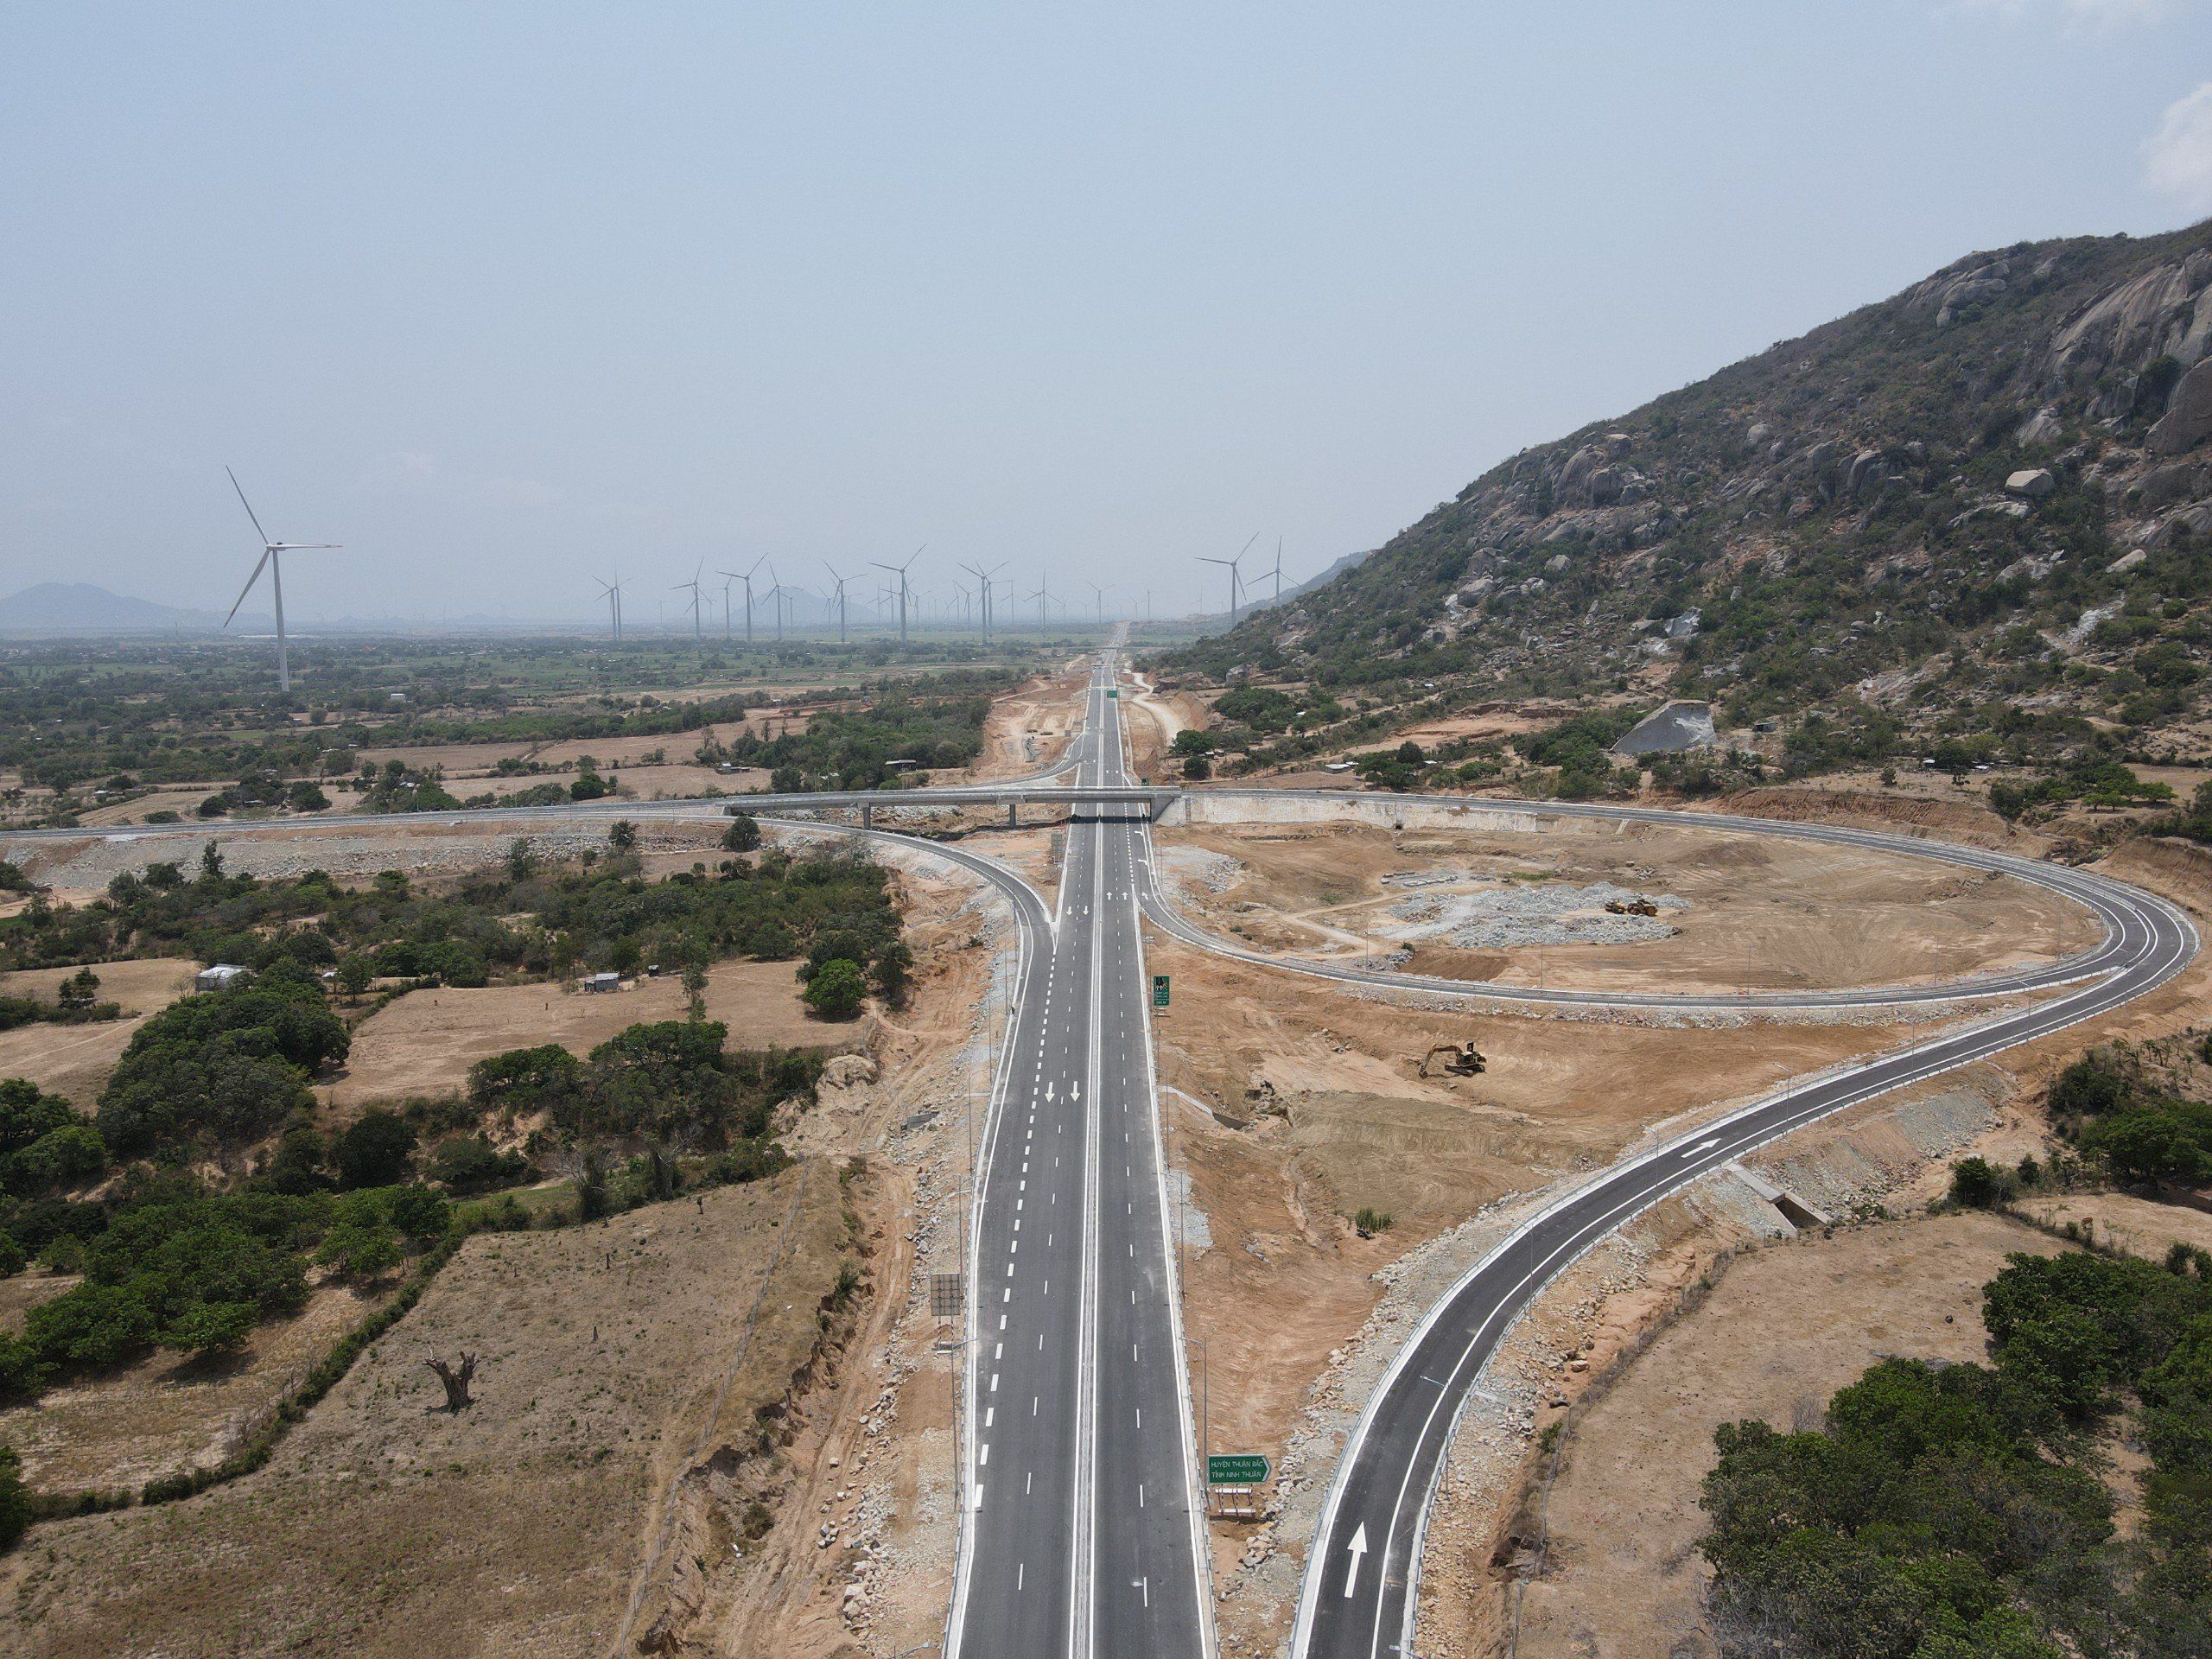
[1152,974,1171,1009]
[1208,1453,1269,1485]
[1107,689,1119,699]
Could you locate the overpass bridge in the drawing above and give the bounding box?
[729,784,1178,827]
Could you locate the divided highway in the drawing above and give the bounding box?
[5,677,2198,1659]
[943,653,1211,1659]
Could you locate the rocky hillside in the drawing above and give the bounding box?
[1160,220,2212,775]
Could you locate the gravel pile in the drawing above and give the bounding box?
[1161,844,1246,898]
[1383,880,1686,950]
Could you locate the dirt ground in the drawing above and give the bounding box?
[0,1163,851,1659]
[1156,816,2100,995]
[1145,925,2011,1625]
[0,957,200,1103]
[2015,1189,2212,1258]
[0,1278,385,1497]
[328,957,844,1107]
[971,668,1086,779]
[1510,1213,2063,1659]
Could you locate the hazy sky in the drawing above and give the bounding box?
[4,2,2211,626]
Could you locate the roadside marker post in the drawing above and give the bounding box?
[1152,973,1170,1012]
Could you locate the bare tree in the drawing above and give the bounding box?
[426,1351,478,1413]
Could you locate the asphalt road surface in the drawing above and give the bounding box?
[943,652,1211,1659]
[1266,835,2195,1659]
[6,688,2196,1659]
[1143,789,2159,1009]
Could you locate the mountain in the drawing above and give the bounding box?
[0,582,222,634]
[1158,220,2212,777]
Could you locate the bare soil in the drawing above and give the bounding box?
[1510,1214,2063,1659]
[329,959,849,1107]
[0,1279,385,1497]
[2015,1190,2212,1258]
[1157,816,2099,995]
[0,1164,852,1659]
[0,957,200,1103]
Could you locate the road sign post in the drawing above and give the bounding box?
[1206,1453,1269,1486]
[1152,974,1170,1010]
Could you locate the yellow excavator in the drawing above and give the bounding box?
[1419,1041,1487,1078]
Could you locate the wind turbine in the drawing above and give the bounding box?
[718,554,771,645]
[717,570,737,640]
[1085,581,1114,627]
[1263,537,1287,604]
[222,467,339,694]
[871,543,925,646]
[593,576,622,641]
[1028,575,1055,627]
[1198,531,1261,628]
[823,562,860,645]
[963,561,1005,645]
[672,561,704,640]
[766,566,788,644]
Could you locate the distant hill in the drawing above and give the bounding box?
[0,582,223,634]
[1157,219,2212,775]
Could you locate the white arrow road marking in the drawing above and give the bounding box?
[1072,1078,1081,1101]
[1680,1136,1723,1157]
[1343,1523,1369,1598]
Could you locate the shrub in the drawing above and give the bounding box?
[0,1446,27,1550]
[803,959,868,1020]
[721,813,761,852]
[333,1109,416,1190]
[1352,1207,1394,1237]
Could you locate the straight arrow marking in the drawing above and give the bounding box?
[1343,1523,1369,1599]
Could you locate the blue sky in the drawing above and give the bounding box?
[3,2,2210,625]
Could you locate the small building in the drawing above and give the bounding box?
[582,971,623,994]
[196,963,251,993]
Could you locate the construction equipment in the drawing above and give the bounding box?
[1419,1041,1487,1078]
[1605,895,1660,917]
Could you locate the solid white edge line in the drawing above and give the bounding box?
[1286,880,2196,1659]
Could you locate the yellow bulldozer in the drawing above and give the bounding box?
[1604,895,1660,917]
[1419,1041,1488,1078]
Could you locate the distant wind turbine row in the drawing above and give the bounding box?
[210,469,1302,690]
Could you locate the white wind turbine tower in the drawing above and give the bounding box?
[222,468,339,694]
[1085,581,1113,628]
[672,562,705,640]
[1198,531,1260,629]
[717,571,737,640]
[766,566,789,644]
[823,563,860,645]
[963,561,1005,645]
[872,543,925,645]
[593,575,623,641]
[1263,537,1287,604]
[719,554,771,645]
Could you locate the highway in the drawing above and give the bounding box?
[1141,790,2152,1009]
[1258,824,2196,1659]
[3,684,2198,1659]
[943,652,1211,1659]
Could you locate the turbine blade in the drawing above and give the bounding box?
[226,467,271,547]
[225,548,273,627]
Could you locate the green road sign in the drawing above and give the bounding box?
[1208,1453,1269,1485]
[1152,974,1170,1009]
[1107,689,1119,699]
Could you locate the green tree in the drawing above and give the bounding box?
[315,1222,403,1282]
[0,1445,28,1550]
[804,958,868,1020]
[721,813,761,852]
[333,1109,416,1190]
[607,819,638,852]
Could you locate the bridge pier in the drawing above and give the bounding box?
[861,804,873,830]
[1007,802,1019,829]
